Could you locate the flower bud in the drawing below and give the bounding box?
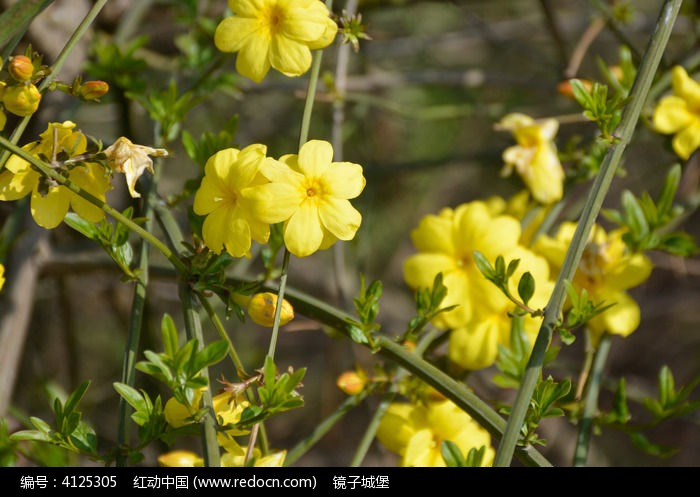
[78,80,109,101]
[336,370,366,395]
[158,450,203,467]
[246,292,294,327]
[2,83,41,116]
[556,78,592,100]
[8,55,34,82]
[0,108,6,132]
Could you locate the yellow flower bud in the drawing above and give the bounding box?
[158,450,203,467]
[0,108,6,132]
[336,370,366,395]
[78,80,109,101]
[246,292,294,327]
[3,83,41,116]
[8,55,34,81]
[0,264,5,291]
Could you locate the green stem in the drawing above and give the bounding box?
[257,280,552,467]
[349,328,439,467]
[266,0,332,361]
[493,0,682,467]
[0,135,189,275]
[198,293,248,379]
[0,0,108,170]
[179,282,220,467]
[573,333,612,466]
[116,127,167,466]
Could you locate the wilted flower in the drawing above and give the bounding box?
[499,113,564,204]
[102,137,168,198]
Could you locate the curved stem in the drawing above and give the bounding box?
[493,0,682,467]
[0,135,189,275]
[573,333,612,467]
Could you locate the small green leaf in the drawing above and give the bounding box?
[192,339,228,373]
[161,313,180,359]
[657,163,681,218]
[441,440,465,467]
[517,272,535,306]
[63,381,90,417]
[473,251,495,279]
[113,383,148,413]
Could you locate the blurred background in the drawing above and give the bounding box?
[1,0,700,467]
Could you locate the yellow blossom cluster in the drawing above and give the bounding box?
[193,139,366,259]
[160,390,286,467]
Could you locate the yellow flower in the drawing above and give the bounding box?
[193,144,272,258]
[247,139,365,257]
[0,121,111,229]
[2,83,41,116]
[220,439,287,467]
[652,65,700,160]
[403,201,522,329]
[375,399,494,467]
[214,0,338,83]
[499,113,564,204]
[0,263,5,291]
[158,450,203,467]
[534,221,653,344]
[102,137,167,198]
[448,246,554,371]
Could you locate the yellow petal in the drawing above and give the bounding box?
[653,96,693,134]
[448,318,502,370]
[318,197,361,240]
[323,161,366,199]
[283,201,323,256]
[298,140,333,177]
[236,30,272,82]
[672,117,700,160]
[31,185,70,229]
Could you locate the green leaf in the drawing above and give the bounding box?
[70,422,98,454]
[114,383,148,413]
[441,440,465,467]
[9,429,52,443]
[64,213,98,240]
[191,339,228,373]
[621,189,649,238]
[657,163,681,218]
[628,432,678,458]
[63,381,90,417]
[517,271,535,306]
[161,313,180,359]
[658,365,675,407]
[473,251,495,279]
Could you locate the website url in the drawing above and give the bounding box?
[193,475,316,490]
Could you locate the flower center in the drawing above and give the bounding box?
[263,5,285,35]
[302,178,324,204]
[579,241,610,280]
